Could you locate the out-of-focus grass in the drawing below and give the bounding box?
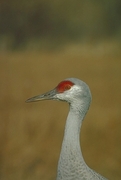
[0,41,121,180]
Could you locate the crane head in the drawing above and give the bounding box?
[26,78,91,104]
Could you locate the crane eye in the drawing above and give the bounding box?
[56,80,74,93]
[64,84,71,91]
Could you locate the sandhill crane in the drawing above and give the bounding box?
[26,78,107,180]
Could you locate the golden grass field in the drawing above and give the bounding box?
[0,41,121,180]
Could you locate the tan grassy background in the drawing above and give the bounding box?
[0,41,121,180]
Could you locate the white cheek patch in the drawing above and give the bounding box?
[69,85,81,95]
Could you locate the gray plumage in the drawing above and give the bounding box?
[26,78,108,180]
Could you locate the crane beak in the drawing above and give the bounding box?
[26,89,57,103]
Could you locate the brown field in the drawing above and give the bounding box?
[0,41,121,180]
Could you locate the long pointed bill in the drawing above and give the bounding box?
[26,88,57,103]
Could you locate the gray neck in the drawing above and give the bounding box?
[56,100,90,180]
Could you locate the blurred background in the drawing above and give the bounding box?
[0,0,121,179]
